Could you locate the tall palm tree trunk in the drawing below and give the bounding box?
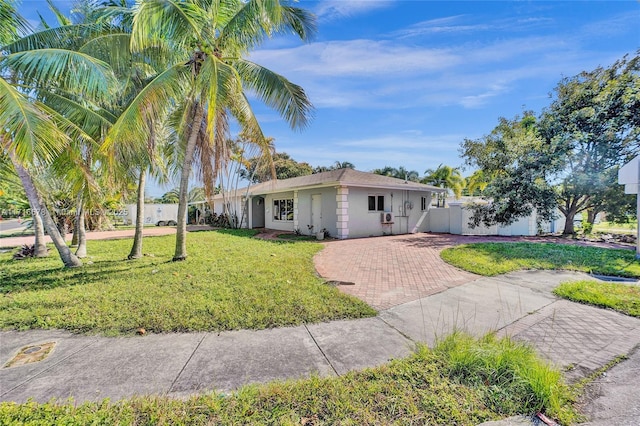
[75,197,87,258]
[173,103,205,261]
[9,153,82,267]
[128,168,146,259]
[71,218,79,247]
[30,200,48,257]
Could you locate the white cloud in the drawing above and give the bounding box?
[314,0,394,21]
[250,40,460,77]
[393,15,492,38]
[248,7,637,113]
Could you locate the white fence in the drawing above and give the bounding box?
[428,203,565,236]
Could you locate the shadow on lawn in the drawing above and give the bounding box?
[0,259,154,294]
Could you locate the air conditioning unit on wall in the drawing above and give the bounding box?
[381,212,394,224]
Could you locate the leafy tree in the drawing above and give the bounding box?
[422,164,466,206]
[461,55,639,233]
[538,54,640,234]
[106,0,315,261]
[586,167,636,225]
[460,113,562,227]
[241,151,312,183]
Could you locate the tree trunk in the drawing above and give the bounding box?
[128,169,146,260]
[587,209,597,225]
[562,209,577,235]
[75,199,87,258]
[173,103,205,261]
[9,154,82,267]
[70,217,79,247]
[30,201,48,257]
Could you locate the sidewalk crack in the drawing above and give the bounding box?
[168,333,207,394]
[304,325,339,377]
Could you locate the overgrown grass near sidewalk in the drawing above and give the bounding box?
[554,280,640,317]
[0,333,579,425]
[441,242,640,278]
[0,230,375,335]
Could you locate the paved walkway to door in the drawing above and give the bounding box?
[314,232,634,311]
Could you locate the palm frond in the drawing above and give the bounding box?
[79,33,132,75]
[34,89,116,138]
[2,48,118,103]
[0,0,30,46]
[3,23,110,53]
[103,62,190,155]
[131,0,206,52]
[0,77,69,164]
[235,59,313,130]
[280,5,316,41]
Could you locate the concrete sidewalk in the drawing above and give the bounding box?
[2,270,639,415]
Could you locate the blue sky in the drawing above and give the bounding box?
[18,0,640,195]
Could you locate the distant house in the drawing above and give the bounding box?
[213,168,446,239]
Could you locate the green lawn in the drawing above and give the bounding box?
[0,333,578,425]
[441,242,640,278]
[554,280,640,317]
[0,230,375,335]
[593,221,637,235]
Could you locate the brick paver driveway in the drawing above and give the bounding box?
[314,232,634,310]
[314,233,479,310]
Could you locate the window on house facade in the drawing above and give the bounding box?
[273,199,294,221]
[421,196,428,211]
[368,195,385,211]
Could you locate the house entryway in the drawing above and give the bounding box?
[311,194,322,233]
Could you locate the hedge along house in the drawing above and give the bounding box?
[213,168,446,239]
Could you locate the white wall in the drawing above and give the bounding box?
[428,208,450,233]
[296,187,338,236]
[264,191,295,232]
[345,188,434,238]
[428,204,549,236]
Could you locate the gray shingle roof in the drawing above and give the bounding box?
[216,169,446,198]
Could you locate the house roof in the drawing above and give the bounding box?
[214,168,446,199]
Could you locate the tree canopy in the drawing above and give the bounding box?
[461,54,640,233]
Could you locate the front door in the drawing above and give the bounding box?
[311,194,322,234]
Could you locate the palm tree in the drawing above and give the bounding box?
[465,170,490,196]
[1,0,118,267]
[333,160,355,170]
[422,164,466,207]
[372,165,419,181]
[106,0,315,261]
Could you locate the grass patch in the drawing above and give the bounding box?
[0,230,375,335]
[441,242,640,278]
[554,280,640,317]
[593,221,637,235]
[0,333,578,425]
[277,233,317,241]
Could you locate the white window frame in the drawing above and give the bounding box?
[273,199,294,221]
